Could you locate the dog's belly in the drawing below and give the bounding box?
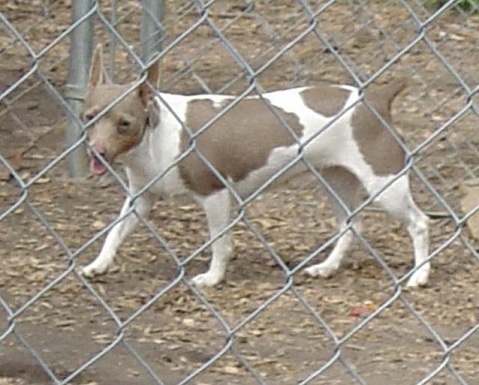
[230,130,371,199]
[231,143,321,198]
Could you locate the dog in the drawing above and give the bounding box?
[80,44,430,288]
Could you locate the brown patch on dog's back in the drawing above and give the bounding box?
[352,80,408,176]
[178,98,304,196]
[300,85,351,117]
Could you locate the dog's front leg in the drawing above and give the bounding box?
[82,194,153,277]
[192,190,233,287]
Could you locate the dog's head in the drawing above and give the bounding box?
[83,45,159,175]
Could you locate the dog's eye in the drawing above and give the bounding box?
[84,113,95,123]
[117,119,133,134]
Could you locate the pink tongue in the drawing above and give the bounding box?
[90,158,107,175]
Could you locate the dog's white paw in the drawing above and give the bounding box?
[81,262,110,278]
[305,263,338,278]
[191,272,223,287]
[406,266,430,288]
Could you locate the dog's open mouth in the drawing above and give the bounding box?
[88,151,108,176]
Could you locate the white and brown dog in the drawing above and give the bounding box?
[81,45,430,288]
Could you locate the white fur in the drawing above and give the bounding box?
[82,87,430,288]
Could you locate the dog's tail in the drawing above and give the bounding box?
[378,76,409,109]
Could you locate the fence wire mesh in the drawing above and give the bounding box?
[1,0,479,384]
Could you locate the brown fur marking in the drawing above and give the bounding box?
[300,84,351,117]
[84,84,148,161]
[352,80,407,175]
[178,98,305,195]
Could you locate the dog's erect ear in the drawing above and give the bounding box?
[88,44,112,88]
[147,97,160,129]
[138,61,160,106]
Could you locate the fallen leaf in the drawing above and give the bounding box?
[34,177,51,185]
[182,318,195,327]
[222,365,240,374]
[350,306,370,317]
[92,220,107,229]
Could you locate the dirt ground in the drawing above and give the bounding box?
[1,1,479,384]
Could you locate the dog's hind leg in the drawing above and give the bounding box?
[305,167,363,278]
[372,175,430,287]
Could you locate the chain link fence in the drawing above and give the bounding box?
[1,0,479,384]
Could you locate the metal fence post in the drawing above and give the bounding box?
[64,0,95,178]
[140,0,165,64]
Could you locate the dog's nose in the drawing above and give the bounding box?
[88,142,106,157]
